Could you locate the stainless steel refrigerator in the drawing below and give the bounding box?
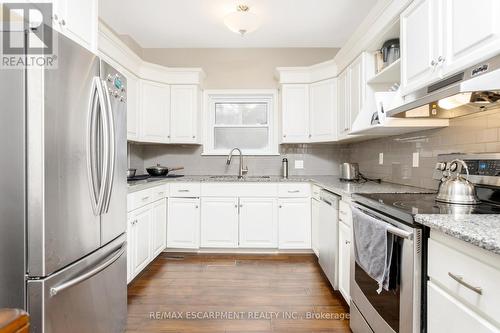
[0,30,127,332]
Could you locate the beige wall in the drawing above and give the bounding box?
[141,48,339,88]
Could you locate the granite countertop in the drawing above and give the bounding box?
[415,214,500,255]
[127,174,430,196]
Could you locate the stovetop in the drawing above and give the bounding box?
[353,192,500,224]
[127,174,184,182]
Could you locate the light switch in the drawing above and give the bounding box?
[294,160,304,169]
[413,152,419,168]
[379,153,384,165]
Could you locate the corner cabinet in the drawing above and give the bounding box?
[309,79,338,142]
[139,80,171,143]
[401,0,500,95]
[51,0,97,52]
[281,84,310,143]
[337,69,351,138]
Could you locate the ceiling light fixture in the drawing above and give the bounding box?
[224,4,261,36]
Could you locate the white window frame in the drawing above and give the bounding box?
[202,89,279,156]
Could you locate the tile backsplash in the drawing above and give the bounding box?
[129,144,350,177]
[347,108,500,190]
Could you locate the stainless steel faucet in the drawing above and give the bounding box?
[226,148,248,178]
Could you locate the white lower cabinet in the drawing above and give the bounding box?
[150,199,167,257]
[338,220,351,303]
[428,281,499,333]
[167,198,200,249]
[129,205,152,278]
[278,198,311,249]
[200,197,239,248]
[239,198,278,248]
[311,197,320,256]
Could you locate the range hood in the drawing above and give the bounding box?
[387,54,500,118]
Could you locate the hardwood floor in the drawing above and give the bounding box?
[126,253,351,333]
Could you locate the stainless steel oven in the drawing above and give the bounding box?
[350,202,423,333]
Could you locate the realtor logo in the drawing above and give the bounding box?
[1,2,57,68]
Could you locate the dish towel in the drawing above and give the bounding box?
[352,207,394,294]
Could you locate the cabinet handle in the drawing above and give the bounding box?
[158,192,164,196]
[141,196,150,201]
[308,134,312,138]
[53,14,59,22]
[279,205,282,208]
[60,19,66,26]
[195,205,199,209]
[438,56,445,63]
[448,272,483,295]
[430,60,437,67]
[132,219,137,225]
[345,240,351,245]
[178,190,189,192]
[192,136,196,139]
[234,204,238,208]
[283,134,287,138]
[167,135,170,138]
[288,190,300,193]
[239,204,243,208]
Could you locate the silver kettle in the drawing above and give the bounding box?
[436,159,480,205]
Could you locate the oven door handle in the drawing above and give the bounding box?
[353,205,414,240]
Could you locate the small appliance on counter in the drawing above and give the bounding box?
[340,162,360,181]
[350,153,500,333]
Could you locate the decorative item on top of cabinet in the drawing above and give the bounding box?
[51,0,98,52]
[400,0,500,96]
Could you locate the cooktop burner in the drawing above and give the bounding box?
[127,174,184,182]
[353,192,500,224]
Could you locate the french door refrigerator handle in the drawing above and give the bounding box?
[100,79,115,214]
[86,77,105,216]
[49,241,126,297]
[95,79,110,215]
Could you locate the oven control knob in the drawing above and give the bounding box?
[436,162,447,171]
[449,162,458,172]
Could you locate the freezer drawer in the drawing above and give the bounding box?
[27,235,127,333]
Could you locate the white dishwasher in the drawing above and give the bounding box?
[318,189,340,289]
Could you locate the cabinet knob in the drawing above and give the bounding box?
[430,60,437,67]
[438,56,446,63]
[60,19,66,26]
[192,136,196,139]
[167,135,170,138]
[345,240,351,245]
[308,134,312,138]
[283,134,287,138]
[234,204,238,208]
[279,205,282,208]
[195,205,199,208]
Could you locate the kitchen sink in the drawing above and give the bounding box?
[208,175,272,181]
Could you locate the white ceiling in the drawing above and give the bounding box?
[99,0,379,48]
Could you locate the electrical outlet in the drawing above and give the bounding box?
[379,153,384,165]
[413,152,419,168]
[294,160,304,169]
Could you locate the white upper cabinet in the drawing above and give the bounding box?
[278,198,311,249]
[139,80,171,143]
[170,85,199,144]
[52,0,97,52]
[310,79,337,142]
[441,0,500,76]
[281,84,310,143]
[124,71,139,141]
[401,0,500,95]
[337,68,351,138]
[400,0,441,94]
[200,197,239,248]
[349,55,365,128]
[239,198,278,248]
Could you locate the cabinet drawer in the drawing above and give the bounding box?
[428,281,499,333]
[339,200,352,227]
[127,188,153,212]
[278,183,311,197]
[201,183,278,197]
[428,237,500,326]
[151,184,169,201]
[312,185,321,200]
[169,182,201,197]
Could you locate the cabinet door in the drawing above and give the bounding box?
[52,0,97,52]
[239,198,278,248]
[131,206,152,276]
[281,84,309,143]
[442,0,500,76]
[170,85,198,143]
[338,221,351,303]
[150,199,167,257]
[349,55,365,130]
[139,80,170,143]
[125,71,139,141]
[310,79,337,142]
[311,198,320,257]
[167,198,200,249]
[200,197,239,248]
[400,0,442,95]
[428,282,498,333]
[278,198,311,249]
[126,214,136,283]
[337,69,351,138]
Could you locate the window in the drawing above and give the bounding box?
[203,90,278,155]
